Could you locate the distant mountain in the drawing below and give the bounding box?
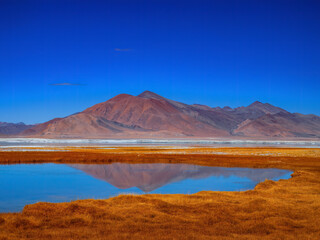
[234,112,320,138]
[19,91,320,138]
[0,122,33,135]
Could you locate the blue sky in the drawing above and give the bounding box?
[0,0,319,124]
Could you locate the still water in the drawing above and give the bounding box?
[0,163,292,212]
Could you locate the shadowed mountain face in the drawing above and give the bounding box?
[20,91,320,138]
[0,122,33,135]
[68,163,291,192]
[234,112,320,137]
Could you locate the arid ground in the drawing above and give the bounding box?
[0,147,319,239]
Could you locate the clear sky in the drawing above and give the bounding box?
[1,0,319,124]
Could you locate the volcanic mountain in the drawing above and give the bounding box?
[20,91,320,138]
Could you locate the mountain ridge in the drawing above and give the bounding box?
[2,90,318,139]
[0,122,34,135]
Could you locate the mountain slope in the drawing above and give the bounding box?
[234,112,320,137]
[23,113,144,137]
[23,92,228,137]
[20,91,320,138]
[83,93,228,136]
[138,91,240,132]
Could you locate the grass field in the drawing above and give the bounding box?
[0,147,319,239]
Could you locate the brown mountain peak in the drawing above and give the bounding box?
[138,90,164,100]
[110,93,133,101]
[247,101,287,115]
[248,101,263,107]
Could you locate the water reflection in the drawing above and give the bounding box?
[0,163,292,212]
[69,163,292,192]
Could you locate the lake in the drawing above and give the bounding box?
[0,163,292,212]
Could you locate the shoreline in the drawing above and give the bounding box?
[1,137,320,147]
[0,147,319,169]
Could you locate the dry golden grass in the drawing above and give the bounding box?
[0,147,319,239]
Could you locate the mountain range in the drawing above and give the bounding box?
[0,122,33,136]
[2,91,320,138]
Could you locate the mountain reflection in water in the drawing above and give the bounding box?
[69,163,292,192]
[0,163,293,212]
